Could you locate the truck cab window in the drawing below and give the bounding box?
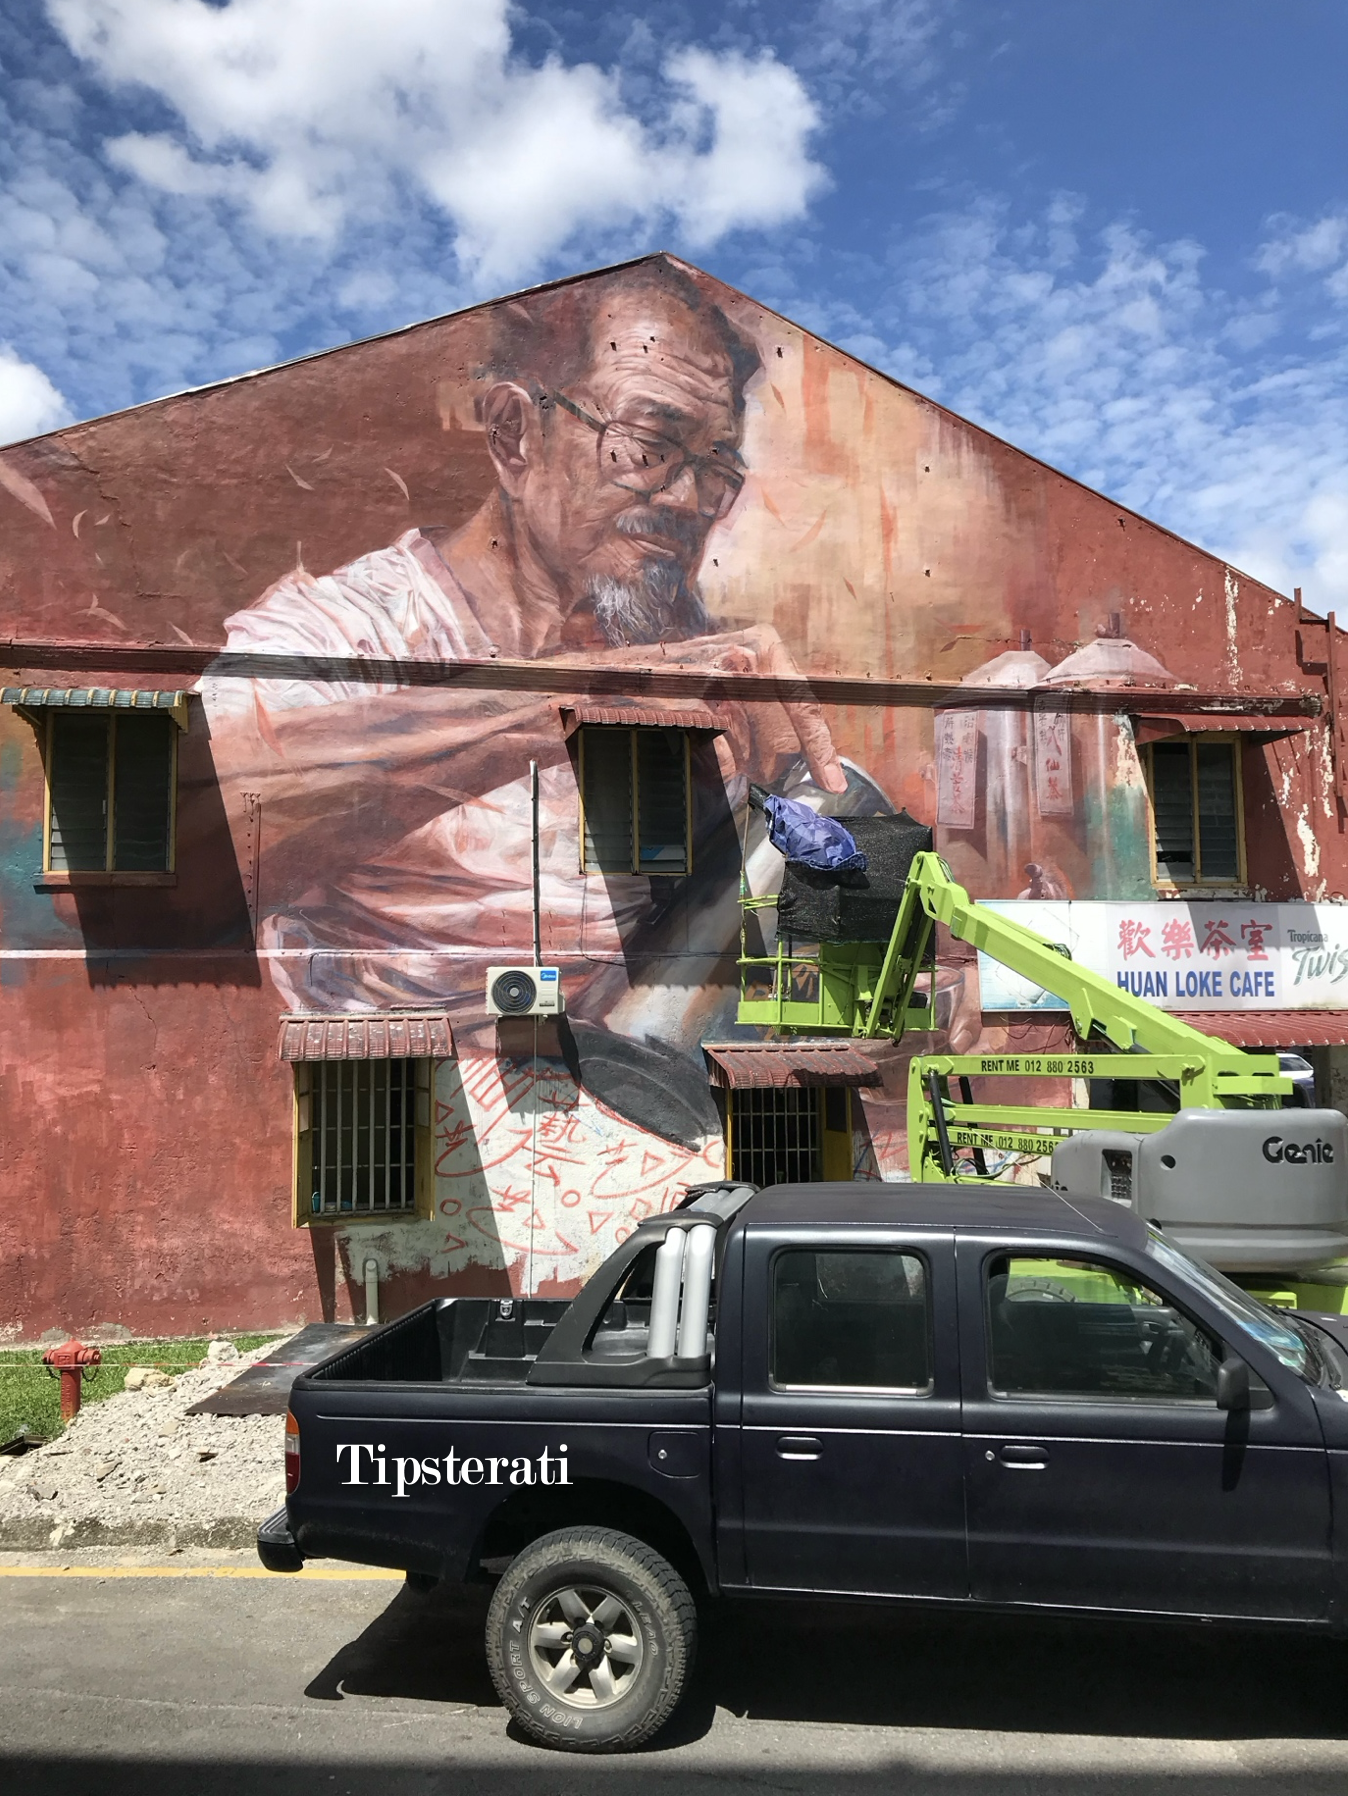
[986,1255,1221,1402]
[772,1248,931,1391]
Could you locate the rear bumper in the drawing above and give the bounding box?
[256,1505,305,1574]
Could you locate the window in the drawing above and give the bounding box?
[728,1086,853,1184]
[772,1249,931,1390]
[731,1087,821,1184]
[44,710,176,873]
[986,1254,1221,1402]
[1145,736,1243,885]
[295,1060,432,1222]
[1146,1230,1309,1377]
[580,726,690,875]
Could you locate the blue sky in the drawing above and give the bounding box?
[2,1,1347,605]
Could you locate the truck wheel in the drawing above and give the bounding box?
[485,1526,696,1752]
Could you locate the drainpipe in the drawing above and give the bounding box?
[363,1258,380,1326]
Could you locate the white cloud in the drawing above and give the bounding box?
[786,0,949,117]
[106,132,251,203]
[664,50,829,248]
[46,0,825,285]
[1257,211,1348,278]
[0,345,71,444]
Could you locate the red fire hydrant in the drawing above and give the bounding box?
[42,1340,102,1422]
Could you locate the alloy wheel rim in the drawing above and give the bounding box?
[526,1582,644,1708]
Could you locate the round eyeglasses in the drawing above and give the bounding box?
[544,390,745,519]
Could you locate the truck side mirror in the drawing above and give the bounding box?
[1215,1355,1251,1411]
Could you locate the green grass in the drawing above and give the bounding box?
[0,1335,283,1447]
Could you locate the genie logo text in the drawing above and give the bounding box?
[1262,1136,1335,1166]
[336,1442,571,1498]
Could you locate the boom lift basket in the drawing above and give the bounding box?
[738,841,1292,1184]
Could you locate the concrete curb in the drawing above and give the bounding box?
[0,1514,262,1551]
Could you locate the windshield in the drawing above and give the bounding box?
[1145,1229,1310,1377]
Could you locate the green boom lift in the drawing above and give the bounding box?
[738,849,1292,1182]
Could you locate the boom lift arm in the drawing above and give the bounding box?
[738,850,1290,1182]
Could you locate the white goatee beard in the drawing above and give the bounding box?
[587,559,710,647]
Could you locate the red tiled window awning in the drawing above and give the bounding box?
[1130,711,1307,745]
[704,1042,883,1089]
[1180,1011,1348,1049]
[277,1013,453,1062]
[560,702,725,735]
[2,686,191,729]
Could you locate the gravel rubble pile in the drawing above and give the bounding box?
[0,1336,298,1550]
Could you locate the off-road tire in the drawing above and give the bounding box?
[485,1526,696,1752]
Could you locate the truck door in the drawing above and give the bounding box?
[958,1240,1333,1621]
[737,1229,966,1598]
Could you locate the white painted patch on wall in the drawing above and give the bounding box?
[1113,714,1147,788]
[1224,567,1241,682]
[1277,752,1294,807]
[1296,803,1322,885]
[1321,736,1336,817]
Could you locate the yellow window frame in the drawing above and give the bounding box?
[41,708,179,875]
[1143,732,1246,889]
[293,1058,435,1228]
[577,725,693,876]
[724,1086,853,1181]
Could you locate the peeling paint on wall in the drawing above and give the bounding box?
[1297,803,1323,888]
[1224,566,1242,684]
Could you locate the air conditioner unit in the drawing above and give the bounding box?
[486,966,563,1017]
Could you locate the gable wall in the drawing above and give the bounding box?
[0,255,1338,1338]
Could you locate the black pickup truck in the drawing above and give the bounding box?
[259,1181,1348,1752]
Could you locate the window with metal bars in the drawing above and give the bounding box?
[295,1060,431,1221]
[44,711,176,873]
[730,1087,823,1186]
[1145,737,1243,885]
[580,726,691,875]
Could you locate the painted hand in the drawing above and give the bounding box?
[667,624,847,794]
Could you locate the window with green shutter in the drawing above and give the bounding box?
[44,711,176,873]
[580,726,691,875]
[1145,736,1243,887]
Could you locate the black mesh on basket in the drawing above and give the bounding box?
[775,810,933,942]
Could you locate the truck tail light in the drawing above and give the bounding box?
[285,1409,300,1494]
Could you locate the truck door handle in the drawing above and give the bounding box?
[776,1435,823,1460]
[994,1443,1048,1469]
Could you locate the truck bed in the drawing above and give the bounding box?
[308,1293,662,1386]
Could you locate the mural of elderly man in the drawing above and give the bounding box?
[202,260,845,1113]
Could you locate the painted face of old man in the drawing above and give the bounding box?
[483,286,749,646]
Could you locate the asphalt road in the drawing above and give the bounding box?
[3,1559,1348,1794]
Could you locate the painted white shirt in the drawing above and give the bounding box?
[200,529,646,1013]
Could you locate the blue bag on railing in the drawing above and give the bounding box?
[756,790,868,873]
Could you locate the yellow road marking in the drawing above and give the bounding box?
[0,1564,402,1581]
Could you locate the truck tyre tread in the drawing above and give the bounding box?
[485,1525,696,1753]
